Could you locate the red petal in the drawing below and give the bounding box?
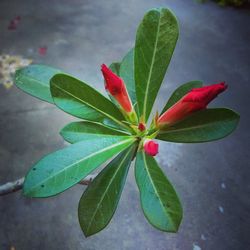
[38,46,47,56]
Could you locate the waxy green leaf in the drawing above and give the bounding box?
[100,118,131,132]
[60,121,130,143]
[78,144,136,237]
[134,8,179,122]
[23,136,135,197]
[135,151,182,232]
[119,48,137,105]
[50,74,130,131]
[15,64,62,103]
[157,108,240,143]
[161,81,203,114]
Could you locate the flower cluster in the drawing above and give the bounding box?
[101,64,227,157]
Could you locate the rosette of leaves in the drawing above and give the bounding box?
[15,8,239,237]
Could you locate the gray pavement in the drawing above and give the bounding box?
[0,0,249,249]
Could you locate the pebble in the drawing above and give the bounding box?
[219,206,224,213]
[193,243,201,250]
[201,234,206,241]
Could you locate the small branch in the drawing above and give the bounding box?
[0,174,96,196]
[0,177,25,196]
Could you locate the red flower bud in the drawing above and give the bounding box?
[143,139,159,156]
[138,122,146,132]
[101,64,133,113]
[158,82,227,127]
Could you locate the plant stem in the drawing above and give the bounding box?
[0,174,96,196]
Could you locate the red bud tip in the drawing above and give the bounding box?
[101,64,123,95]
[143,140,159,156]
[158,82,227,127]
[138,122,146,132]
[183,82,227,106]
[101,64,133,113]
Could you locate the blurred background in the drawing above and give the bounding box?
[0,0,249,249]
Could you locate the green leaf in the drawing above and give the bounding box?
[60,121,130,143]
[50,73,130,131]
[100,118,131,132]
[157,108,240,143]
[134,8,179,122]
[119,48,137,105]
[15,64,62,103]
[23,136,135,197]
[161,81,203,114]
[109,62,120,76]
[135,151,182,232]
[78,144,136,237]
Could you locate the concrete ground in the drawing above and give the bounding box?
[0,0,249,249]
